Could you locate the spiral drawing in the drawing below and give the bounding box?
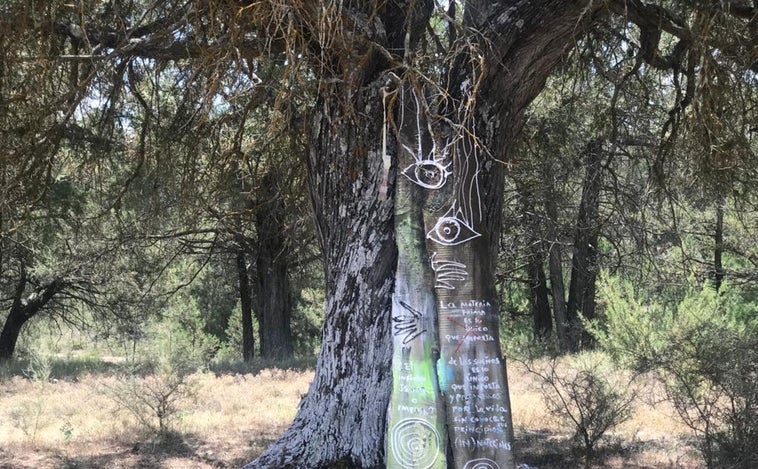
[390,418,440,469]
[462,458,501,469]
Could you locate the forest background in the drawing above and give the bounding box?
[0,1,756,468]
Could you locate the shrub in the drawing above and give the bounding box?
[8,395,50,446]
[102,353,196,437]
[23,351,53,382]
[591,276,758,468]
[588,275,673,371]
[661,322,758,469]
[105,370,194,436]
[520,352,636,460]
[151,294,221,373]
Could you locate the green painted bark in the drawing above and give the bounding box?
[386,84,447,469]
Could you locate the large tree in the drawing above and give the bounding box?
[244,1,756,467]
[11,0,754,466]
[244,0,605,467]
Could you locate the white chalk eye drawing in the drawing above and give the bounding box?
[392,301,427,344]
[462,458,501,469]
[427,208,481,246]
[398,87,452,191]
[402,159,451,190]
[430,252,468,290]
[390,418,441,469]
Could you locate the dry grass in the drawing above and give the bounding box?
[0,360,703,468]
[0,368,312,468]
[508,359,703,469]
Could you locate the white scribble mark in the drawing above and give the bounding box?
[392,301,427,344]
[430,252,468,290]
[460,77,471,95]
[390,418,441,469]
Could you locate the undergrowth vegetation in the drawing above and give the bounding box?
[2,275,755,468]
[518,352,637,465]
[590,276,758,469]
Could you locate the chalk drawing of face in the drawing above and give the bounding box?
[390,418,441,469]
[402,159,451,190]
[462,458,501,469]
[427,209,481,246]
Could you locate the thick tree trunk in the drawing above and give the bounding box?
[566,139,604,350]
[0,307,27,360]
[520,190,553,338]
[236,244,255,362]
[245,78,397,468]
[527,251,552,339]
[245,1,603,467]
[253,173,293,360]
[462,0,604,356]
[386,84,447,469]
[385,81,517,468]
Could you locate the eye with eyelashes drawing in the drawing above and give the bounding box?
[401,160,451,190]
[427,213,481,246]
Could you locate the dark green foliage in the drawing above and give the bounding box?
[187,259,238,342]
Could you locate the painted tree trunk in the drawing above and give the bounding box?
[428,149,516,469]
[386,84,515,469]
[245,1,604,466]
[386,85,447,468]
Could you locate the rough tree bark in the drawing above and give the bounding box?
[521,191,553,338]
[245,2,429,466]
[543,167,570,350]
[527,248,552,339]
[244,78,400,469]
[712,195,725,290]
[235,241,255,362]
